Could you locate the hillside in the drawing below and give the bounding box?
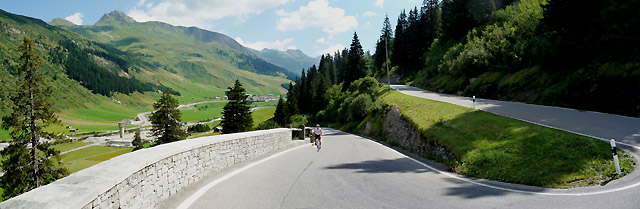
[59,10,295,88]
[0,9,292,140]
[370,0,640,117]
[252,48,319,75]
[48,18,75,26]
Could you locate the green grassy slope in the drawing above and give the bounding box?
[252,107,277,128]
[356,89,635,188]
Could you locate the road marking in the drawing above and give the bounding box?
[176,143,308,209]
[367,135,640,196]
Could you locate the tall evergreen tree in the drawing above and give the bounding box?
[221,79,253,133]
[343,32,367,91]
[273,97,290,126]
[441,0,478,41]
[298,70,308,114]
[312,75,329,113]
[150,88,187,144]
[1,37,67,199]
[286,82,300,115]
[392,10,408,76]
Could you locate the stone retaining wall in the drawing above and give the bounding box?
[383,106,454,160]
[0,128,293,209]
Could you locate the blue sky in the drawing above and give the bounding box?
[2,0,422,57]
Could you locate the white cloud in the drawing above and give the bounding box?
[374,0,384,7]
[316,38,328,44]
[363,11,377,17]
[276,0,357,36]
[136,0,147,7]
[316,44,345,55]
[64,13,84,25]
[128,0,290,29]
[235,37,296,51]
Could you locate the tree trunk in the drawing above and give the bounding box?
[28,70,40,187]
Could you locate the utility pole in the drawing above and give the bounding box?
[385,34,390,87]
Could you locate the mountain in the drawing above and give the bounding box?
[48,18,75,26]
[58,10,295,90]
[252,48,320,75]
[94,10,136,26]
[0,9,170,114]
[0,9,291,129]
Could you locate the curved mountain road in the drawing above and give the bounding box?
[391,85,640,148]
[157,86,640,208]
[161,129,640,209]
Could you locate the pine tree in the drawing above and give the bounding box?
[312,76,329,113]
[343,32,367,91]
[132,130,143,151]
[273,97,290,126]
[150,88,187,144]
[392,10,408,75]
[441,0,478,41]
[1,37,67,199]
[286,82,300,115]
[221,79,253,133]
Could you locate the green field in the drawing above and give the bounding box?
[181,102,226,122]
[367,90,635,188]
[52,141,94,153]
[251,100,277,108]
[252,107,276,127]
[59,146,133,173]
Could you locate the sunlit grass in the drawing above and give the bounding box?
[60,146,133,174]
[375,90,635,188]
[252,107,276,128]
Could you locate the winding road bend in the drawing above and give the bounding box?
[162,128,640,209]
[158,86,640,209]
[391,85,640,149]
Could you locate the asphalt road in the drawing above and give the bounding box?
[391,85,640,148]
[161,129,640,209]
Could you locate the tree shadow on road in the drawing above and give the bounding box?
[441,176,542,199]
[324,158,436,174]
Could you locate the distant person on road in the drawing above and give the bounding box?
[314,124,322,147]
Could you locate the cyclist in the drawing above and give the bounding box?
[313,124,322,148]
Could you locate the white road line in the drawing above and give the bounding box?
[176,143,308,209]
[367,134,640,196]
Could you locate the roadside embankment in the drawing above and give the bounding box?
[347,89,635,188]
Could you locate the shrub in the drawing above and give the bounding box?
[290,114,308,128]
[256,119,279,130]
[188,124,211,133]
[347,94,373,121]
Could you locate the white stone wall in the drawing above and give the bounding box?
[0,128,293,209]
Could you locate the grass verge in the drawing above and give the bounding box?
[360,89,635,188]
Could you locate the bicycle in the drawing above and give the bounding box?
[315,134,321,151]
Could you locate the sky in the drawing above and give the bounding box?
[1,0,423,57]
